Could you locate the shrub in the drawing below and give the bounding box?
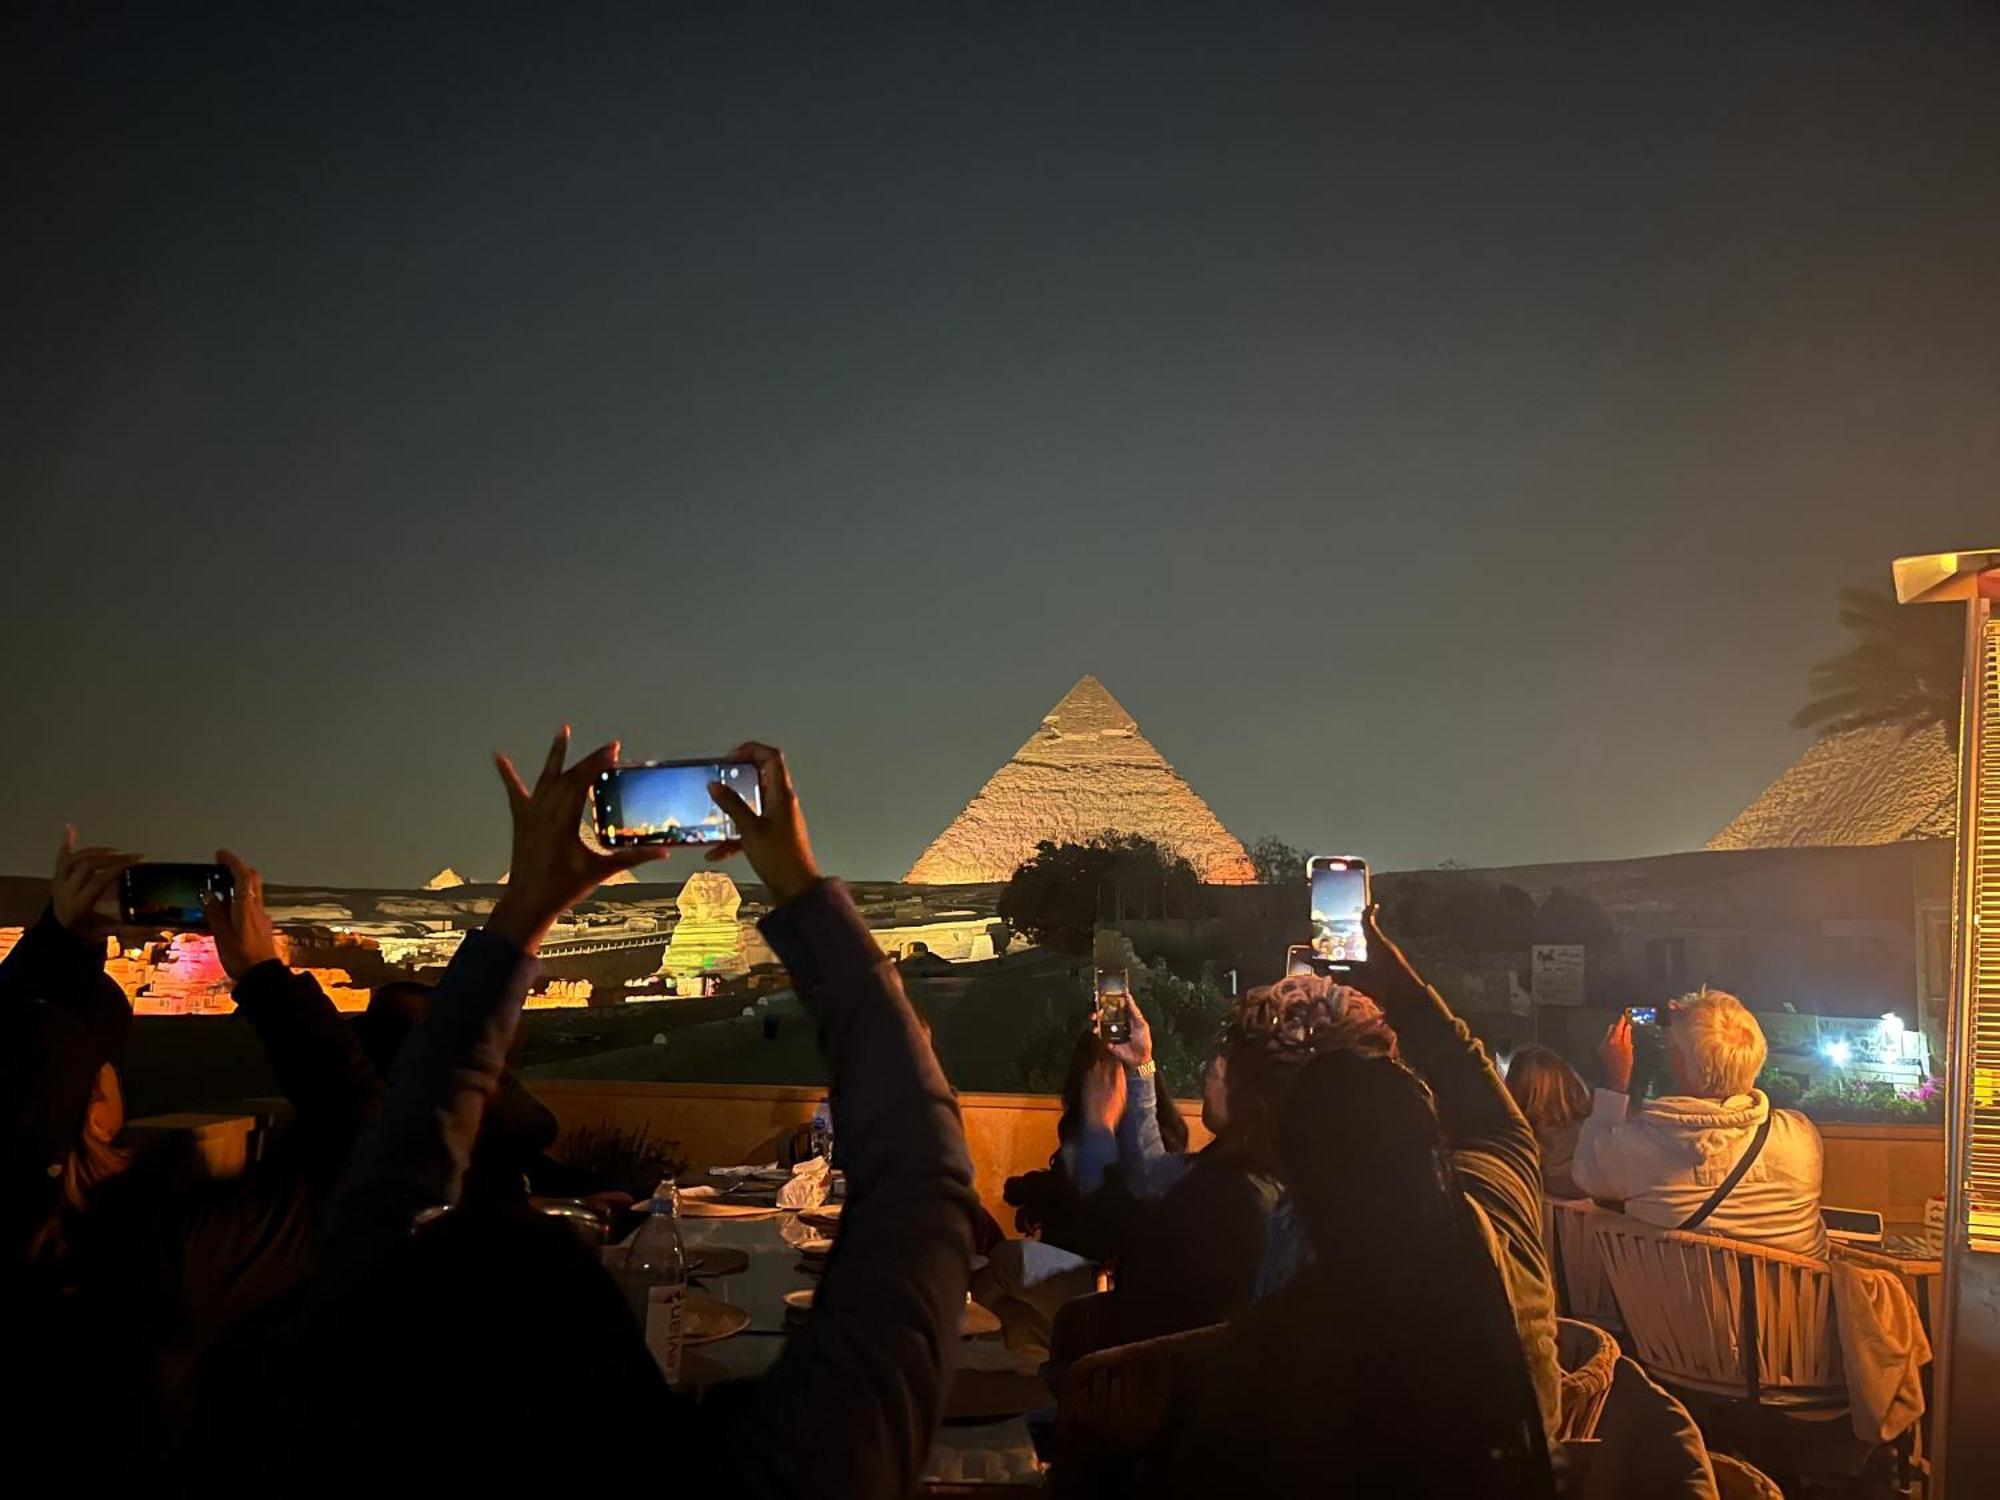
[1794,1074,1943,1124]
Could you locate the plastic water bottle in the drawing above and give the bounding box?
[622,1181,687,1383]
[809,1099,834,1163]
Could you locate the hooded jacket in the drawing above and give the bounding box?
[1572,1087,1827,1257]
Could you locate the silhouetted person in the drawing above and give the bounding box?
[298,733,980,1498]
[1152,1043,1556,1498]
[2,831,322,1490]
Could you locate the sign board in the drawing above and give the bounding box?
[1531,944,1586,1008]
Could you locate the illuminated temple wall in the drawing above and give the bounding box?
[0,927,377,1015]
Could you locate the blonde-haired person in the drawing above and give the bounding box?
[1573,988,1826,1256]
[1503,1045,1590,1198]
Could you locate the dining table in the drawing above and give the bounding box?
[658,1191,1048,1492]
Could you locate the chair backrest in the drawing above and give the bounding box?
[1546,1196,1622,1326]
[1554,1317,1619,1442]
[1053,1322,1228,1462]
[1709,1452,1785,1500]
[1587,1209,1844,1403]
[1047,1289,1119,1371]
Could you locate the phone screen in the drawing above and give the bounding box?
[1307,856,1370,964]
[1285,944,1320,977]
[1095,970,1131,1043]
[1627,1007,1659,1026]
[120,863,233,928]
[592,761,762,847]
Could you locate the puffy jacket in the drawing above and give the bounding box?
[1572,1088,1827,1257]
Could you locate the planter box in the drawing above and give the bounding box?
[1815,1122,1944,1228]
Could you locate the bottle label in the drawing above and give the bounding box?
[645,1283,685,1384]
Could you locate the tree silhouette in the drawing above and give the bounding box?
[998,834,1202,955]
[1248,835,1308,886]
[1792,585,1964,742]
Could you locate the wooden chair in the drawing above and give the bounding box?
[1544,1195,1622,1329]
[1555,1316,1619,1442]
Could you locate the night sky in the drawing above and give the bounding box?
[6,3,1998,888]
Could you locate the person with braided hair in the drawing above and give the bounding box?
[1054,973,1397,1358]
[1148,909,1562,1498]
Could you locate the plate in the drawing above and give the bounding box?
[680,1201,786,1221]
[783,1287,1003,1339]
[797,1204,844,1231]
[683,1293,751,1345]
[686,1246,750,1280]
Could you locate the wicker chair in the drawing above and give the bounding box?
[1585,1209,1907,1487]
[1050,1321,1228,1476]
[1708,1452,1785,1500]
[1545,1195,1622,1329]
[1586,1210,1844,1408]
[1555,1317,1619,1442]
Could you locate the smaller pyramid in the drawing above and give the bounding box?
[905,675,1256,884]
[1708,723,1956,850]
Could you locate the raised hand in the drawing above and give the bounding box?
[705,741,822,906]
[206,849,285,980]
[1349,903,1429,1002]
[1105,993,1154,1071]
[1598,1013,1635,1094]
[487,726,671,954]
[1080,1052,1128,1135]
[51,825,142,936]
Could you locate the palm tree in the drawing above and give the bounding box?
[1792,585,1964,741]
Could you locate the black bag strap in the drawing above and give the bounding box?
[1678,1114,1773,1233]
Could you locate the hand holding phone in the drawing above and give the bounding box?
[491,727,672,954]
[50,825,143,937]
[705,741,822,906]
[204,850,285,980]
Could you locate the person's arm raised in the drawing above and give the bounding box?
[710,743,980,1500]
[1104,995,1183,1196]
[1348,907,1534,1161]
[0,827,136,1011]
[209,849,387,1190]
[320,729,667,1279]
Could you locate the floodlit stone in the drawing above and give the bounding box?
[905,674,1257,884]
[424,868,466,890]
[1709,723,1956,850]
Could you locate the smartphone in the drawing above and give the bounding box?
[1285,944,1322,978]
[1307,855,1370,966]
[591,760,762,848]
[1095,970,1131,1044]
[1627,1007,1659,1026]
[118,862,233,929]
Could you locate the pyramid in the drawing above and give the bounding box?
[904,675,1257,884]
[1708,723,1957,850]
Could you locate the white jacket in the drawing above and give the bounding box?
[1572,1087,1828,1258]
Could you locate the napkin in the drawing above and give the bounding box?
[778,1155,832,1211]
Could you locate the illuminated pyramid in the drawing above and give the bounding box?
[905,675,1257,884]
[1708,723,1956,850]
